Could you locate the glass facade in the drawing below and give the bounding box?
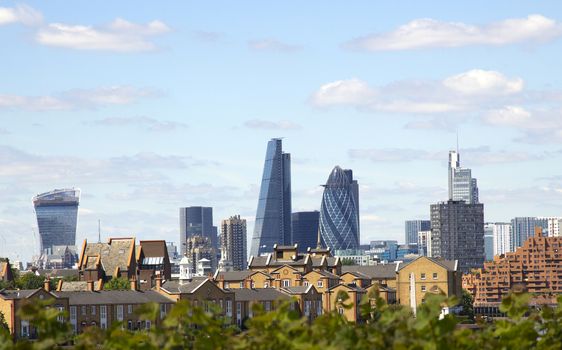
[319,166,360,251]
[448,150,479,204]
[179,206,217,255]
[33,189,80,254]
[250,139,292,257]
[511,217,547,249]
[291,211,319,253]
[404,220,430,246]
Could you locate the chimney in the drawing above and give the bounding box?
[155,275,162,291]
[44,278,50,292]
[87,280,94,292]
[130,278,137,291]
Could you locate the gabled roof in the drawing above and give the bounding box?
[341,264,398,279]
[340,271,371,279]
[328,283,366,293]
[232,288,290,302]
[79,238,136,277]
[213,270,254,281]
[58,281,102,292]
[248,255,269,268]
[311,256,326,268]
[139,240,168,259]
[397,256,457,272]
[269,264,302,275]
[326,257,340,267]
[160,277,227,295]
[281,285,317,295]
[34,269,80,279]
[0,288,57,300]
[305,269,340,280]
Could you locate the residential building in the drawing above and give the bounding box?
[511,217,547,248]
[430,200,485,273]
[220,215,247,271]
[470,228,562,315]
[78,238,137,284]
[395,256,461,310]
[405,220,430,247]
[250,138,292,257]
[179,206,218,254]
[325,283,365,322]
[538,216,562,237]
[418,230,432,257]
[137,240,172,290]
[448,150,479,204]
[291,211,319,253]
[32,188,80,255]
[0,258,14,283]
[319,166,360,251]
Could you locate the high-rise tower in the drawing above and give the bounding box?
[220,215,247,271]
[179,206,218,255]
[291,211,319,253]
[319,166,360,251]
[33,188,80,254]
[448,150,479,204]
[250,138,292,257]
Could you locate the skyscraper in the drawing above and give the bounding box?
[485,222,513,257]
[250,138,292,257]
[220,215,247,271]
[291,211,319,253]
[430,200,485,272]
[448,150,479,204]
[319,166,360,251]
[511,217,547,248]
[33,188,80,254]
[405,220,431,246]
[179,206,218,255]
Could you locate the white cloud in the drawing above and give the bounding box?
[443,69,523,96]
[0,4,42,26]
[311,69,524,114]
[244,119,301,130]
[345,14,562,51]
[483,106,532,126]
[248,38,302,52]
[36,18,170,52]
[0,86,157,111]
[90,116,187,131]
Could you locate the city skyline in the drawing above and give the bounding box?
[2,1,562,262]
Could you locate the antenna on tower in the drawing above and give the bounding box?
[98,219,101,243]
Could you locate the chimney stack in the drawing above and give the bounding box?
[130,278,137,291]
[155,275,162,291]
[87,280,94,292]
[43,278,50,292]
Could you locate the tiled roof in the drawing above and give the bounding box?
[341,264,398,279]
[306,269,340,280]
[398,257,457,272]
[326,257,339,267]
[311,257,325,268]
[82,238,135,277]
[232,288,290,302]
[58,281,101,292]
[54,290,174,305]
[0,289,41,300]
[281,285,314,295]
[139,240,168,258]
[35,269,80,278]
[341,271,371,279]
[328,283,366,293]
[160,277,212,294]
[248,256,269,267]
[214,270,254,281]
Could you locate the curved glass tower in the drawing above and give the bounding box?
[250,138,291,257]
[319,166,360,251]
[33,188,80,254]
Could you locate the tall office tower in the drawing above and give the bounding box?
[179,206,218,255]
[430,200,485,272]
[405,220,431,246]
[291,211,320,253]
[319,166,360,251]
[185,235,215,273]
[33,189,80,254]
[417,230,432,257]
[220,215,247,271]
[250,138,292,257]
[448,150,479,204]
[538,217,562,236]
[483,227,494,261]
[485,222,513,257]
[511,217,547,249]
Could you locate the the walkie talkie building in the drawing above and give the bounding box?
[33,188,80,254]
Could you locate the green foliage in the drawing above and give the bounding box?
[15,273,44,290]
[103,277,130,290]
[5,291,562,349]
[340,258,356,266]
[0,311,8,332]
[459,289,475,322]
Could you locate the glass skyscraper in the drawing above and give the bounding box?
[33,188,80,254]
[404,220,430,246]
[448,150,479,204]
[291,211,319,253]
[250,138,292,257]
[319,166,360,251]
[179,206,218,255]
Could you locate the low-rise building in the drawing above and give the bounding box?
[0,258,14,283]
[78,238,137,284]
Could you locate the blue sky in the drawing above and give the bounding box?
[1,1,562,262]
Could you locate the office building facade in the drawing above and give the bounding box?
[291,211,320,253]
[250,138,292,257]
[430,200,485,272]
[33,188,80,254]
[405,220,431,246]
[417,230,432,257]
[448,150,479,204]
[484,222,513,257]
[179,206,218,255]
[511,217,547,249]
[220,215,247,271]
[319,166,360,251]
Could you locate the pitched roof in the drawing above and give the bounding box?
[311,256,326,268]
[160,277,215,294]
[248,255,269,268]
[214,270,254,281]
[341,264,398,279]
[326,257,340,267]
[0,289,41,300]
[81,238,135,277]
[281,285,315,295]
[58,281,101,292]
[328,283,366,293]
[35,269,80,279]
[54,290,174,305]
[305,269,340,280]
[398,256,457,272]
[341,271,371,279]
[139,240,168,258]
[232,288,290,302]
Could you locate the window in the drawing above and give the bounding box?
[224,282,230,289]
[160,304,167,319]
[226,300,232,317]
[81,305,87,316]
[282,279,290,287]
[21,320,30,337]
[264,282,269,288]
[117,305,124,321]
[317,280,324,288]
[304,301,311,316]
[251,281,256,288]
[91,306,96,316]
[239,282,244,288]
[338,307,344,315]
[100,305,107,329]
[433,273,438,280]
[317,300,323,316]
[128,305,133,314]
[70,306,77,333]
[146,320,151,330]
[421,273,426,280]
[219,299,224,311]
[236,302,242,326]
[57,306,65,323]
[265,301,271,312]
[421,285,426,292]
[303,281,309,287]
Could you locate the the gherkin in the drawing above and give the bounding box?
[319,166,360,251]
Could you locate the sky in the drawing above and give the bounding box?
[1,1,562,262]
